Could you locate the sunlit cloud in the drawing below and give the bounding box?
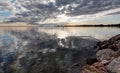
[1,0,120,24]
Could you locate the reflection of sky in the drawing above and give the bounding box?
[0,34,16,63]
[38,27,120,40]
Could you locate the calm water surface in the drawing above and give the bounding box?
[0,27,119,40]
[38,27,120,40]
[0,27,119,73]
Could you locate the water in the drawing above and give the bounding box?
[0,27,119,73]
[0,27,120,40]
[38,27,120,40]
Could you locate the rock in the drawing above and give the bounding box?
[117,68,120,73]
[109,34,120,43]
[86,58,98,65]
[100,60,109,65]
[106,57,120,73]
[96,49,115,61]
[85,34,120,73]
[97,34,120,51]
[81,62,108,73]
[97,41,109,49]
[108,44,119,51]
[113,50,120,58]
[117,43,120,49]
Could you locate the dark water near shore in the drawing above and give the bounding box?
[0,27,119,73]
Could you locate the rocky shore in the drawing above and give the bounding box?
[81,34,120,73]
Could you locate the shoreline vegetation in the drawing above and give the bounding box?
[57,24,120,27]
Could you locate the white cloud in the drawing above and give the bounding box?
[0,0,12,11]
[1,0,120,24]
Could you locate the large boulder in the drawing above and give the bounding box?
[96,49,115,61]
[106,57,120,73]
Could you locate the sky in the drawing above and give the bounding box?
[0,11,12,20]
[0,0,120,25]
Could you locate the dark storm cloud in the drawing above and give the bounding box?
[8,0,120,23]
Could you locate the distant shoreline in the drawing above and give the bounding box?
[0,25,120,27]
[0,22,120,27]
[57,24,120,27]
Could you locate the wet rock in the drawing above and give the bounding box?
[96,49,115,61]
[106,57,120,73]
[81,62,108,73]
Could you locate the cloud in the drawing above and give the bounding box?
[0,0,12,11]
[3,0,120,24]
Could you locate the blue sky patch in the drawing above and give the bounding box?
[0,11,12,20]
